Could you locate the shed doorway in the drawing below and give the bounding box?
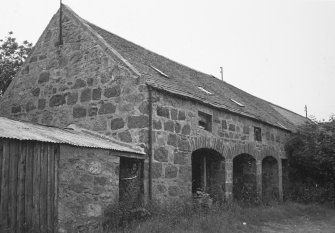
[191,149,225,201]
[119,158,143,209]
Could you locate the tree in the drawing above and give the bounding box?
[0,32,33,96]
[285,115,335,203]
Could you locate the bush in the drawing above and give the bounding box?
[285,116,335,204]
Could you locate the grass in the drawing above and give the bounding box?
[103,201,335,233]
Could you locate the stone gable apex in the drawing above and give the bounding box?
[61,4,141,77]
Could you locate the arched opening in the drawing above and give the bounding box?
[233,154,257,202]
[191,149,225,202]
[262,156,279,202]
[282,159,289,201]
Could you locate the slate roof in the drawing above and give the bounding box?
[0,116,145,157]
[67,5,308,132]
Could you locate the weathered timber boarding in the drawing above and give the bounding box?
[0,117,145,233]
[0,139,59,233]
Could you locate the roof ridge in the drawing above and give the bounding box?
[62,4,141,77]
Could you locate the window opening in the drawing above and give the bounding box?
[277,122,287,130]
[254,127,262,142]
[198,111,212,132]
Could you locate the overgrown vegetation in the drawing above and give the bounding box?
[102,201,335,233]
[285,115,335,204]
[0,32,33,96]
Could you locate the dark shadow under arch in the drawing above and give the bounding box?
[233,153,257,202]
[262,156,279,202]
[192,148,225,202]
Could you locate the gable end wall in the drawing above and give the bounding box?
[0,9,150,147]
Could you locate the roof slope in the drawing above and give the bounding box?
[0,117,144,156]
[64,5,308,131]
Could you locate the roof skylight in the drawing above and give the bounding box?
[198,87,213,95]
[277,122,288,130]
[230,98,245,107]
[149,65,169,78]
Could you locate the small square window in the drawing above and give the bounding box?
[198,111,212,132]
[254,127,262,142]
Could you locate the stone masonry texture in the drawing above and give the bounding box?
[0,9,149,232]
[0,6,290,232]
[58,145,119,233]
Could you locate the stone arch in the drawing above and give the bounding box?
[259,146,280,161]
[190,136,226,158]
[262,156,279,202]
[191,148,225,202]
[233,153,257,202]
[224,142,259,160]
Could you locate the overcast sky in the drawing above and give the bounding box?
[1,0,334,121]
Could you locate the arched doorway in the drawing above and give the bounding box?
[191,149,225,202]
[233,154,257,202]
[262,156,279,202]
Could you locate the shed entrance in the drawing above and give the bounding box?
[119,158,143,210]
[191,149,225,201]
[233,154,257,202]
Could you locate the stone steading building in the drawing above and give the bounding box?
[0,5,308,207]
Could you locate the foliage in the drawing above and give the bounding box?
[0,32,33,96]
[285,116,335,203]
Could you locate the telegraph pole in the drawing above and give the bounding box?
[304,105,308,118]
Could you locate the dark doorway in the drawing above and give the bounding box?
[233,154,257,202]
[119,158,143,209]
[262,156,279,202]
[282,159,289,201]
[191,149,225,201]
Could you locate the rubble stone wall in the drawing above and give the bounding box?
[0,9,150,232]
[0,9,149,147]
[58,145,119,233]
[150,89,288,201]
[0,7,290,205]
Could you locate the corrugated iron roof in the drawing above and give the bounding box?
[0,117,145,155]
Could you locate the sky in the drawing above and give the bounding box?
[1,0,334,121]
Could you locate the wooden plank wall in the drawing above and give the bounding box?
[0,139,60,233]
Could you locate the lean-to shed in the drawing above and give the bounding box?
[0,116,145,233]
